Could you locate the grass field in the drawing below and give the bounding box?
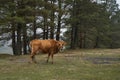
[0,49,120,80]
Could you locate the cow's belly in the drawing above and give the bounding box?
[37,47,58,54]
[37,49,49,54]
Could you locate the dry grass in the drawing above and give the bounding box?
[0,49,120,80]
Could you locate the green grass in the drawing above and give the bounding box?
[0,49,120,80]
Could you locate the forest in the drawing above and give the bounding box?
[0,0,120,55]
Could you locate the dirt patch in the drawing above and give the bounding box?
[64,54,120,64]
[84,57,120,64]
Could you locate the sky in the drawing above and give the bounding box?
[116,0,120,8]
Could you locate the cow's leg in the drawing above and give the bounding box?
[30,47,37,63]
[46,53,51,63]
[31,46,38,63]
[30,54,37,63]
[51,53,54,64]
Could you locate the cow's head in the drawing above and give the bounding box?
[57,41,66,52]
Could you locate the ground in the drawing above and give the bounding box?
[0,49,120,80]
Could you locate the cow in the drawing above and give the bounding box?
[29,39,66,64]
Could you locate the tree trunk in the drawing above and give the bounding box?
[56,0,61,41]
[45,18,49,39]
[50,1,55,39]
[94,36,99,48]
[16,23,22,55]
[23,24,27,54]
[70,26,76,49]
[79,32,84,48]
[33,18,36,39]
[70,0,78,49]
[83,32,86,48]
[12,22,17,55]
[43,18,47,39]
[43,0,48,39]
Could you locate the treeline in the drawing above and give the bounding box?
[0,0,120,55]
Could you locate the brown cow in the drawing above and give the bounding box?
[29,39,66,63]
